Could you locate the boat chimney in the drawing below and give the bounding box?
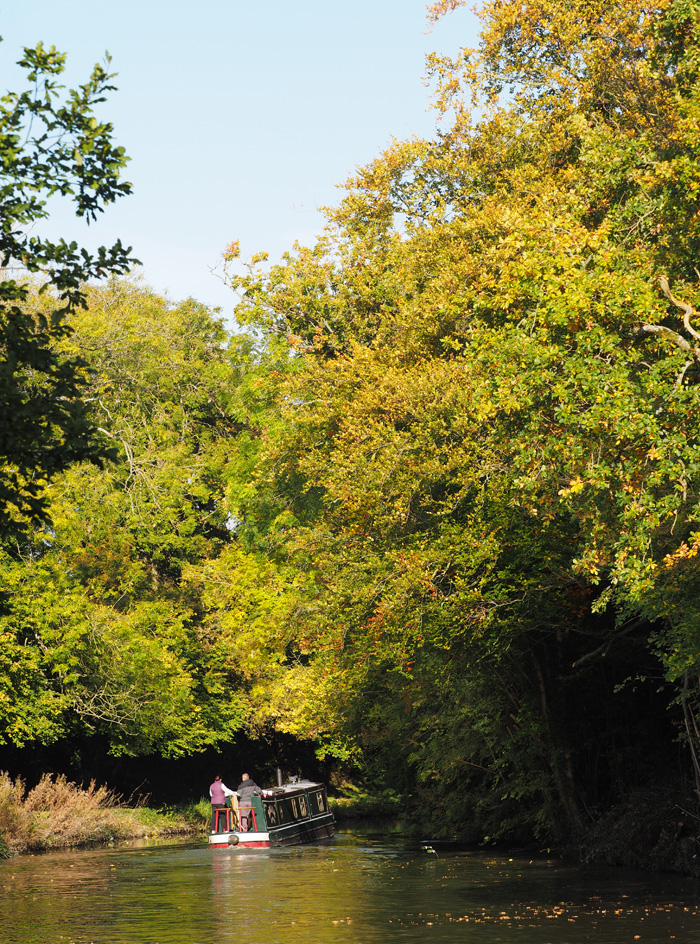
[276,767,283,787]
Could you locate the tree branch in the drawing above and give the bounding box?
[639,323,692,351]
[660,275,700,343]
[571,618,647,668]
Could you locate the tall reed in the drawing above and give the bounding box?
[0,772,194,854]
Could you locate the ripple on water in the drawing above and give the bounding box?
[1,831,699,943]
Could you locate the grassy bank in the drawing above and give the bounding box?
[0,774,407,858]
[0,772,205,856]
[328,785,403,821]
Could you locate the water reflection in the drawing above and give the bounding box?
[0,827,698,943]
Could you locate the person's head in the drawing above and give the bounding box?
[241,773,249,781]
[214,775,222,782]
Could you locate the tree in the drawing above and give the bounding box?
[0,281,253,756]
[0,40,136,538]
[209,0,700,842]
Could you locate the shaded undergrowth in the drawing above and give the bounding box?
[575,782,700,877]
[329,785,403,820]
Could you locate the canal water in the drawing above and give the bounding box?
[1,825,698,943]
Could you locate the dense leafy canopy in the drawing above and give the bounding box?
[207,0,700,838]
[0,281,255,756]
[0,41,135,537]
[5,1,700,847]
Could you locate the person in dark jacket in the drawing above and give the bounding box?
[237,773,260,830]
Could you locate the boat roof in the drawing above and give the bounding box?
[260,779,324,797]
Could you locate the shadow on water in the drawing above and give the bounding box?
[1,824,699,943]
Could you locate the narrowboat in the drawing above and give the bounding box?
[208,777,335,848]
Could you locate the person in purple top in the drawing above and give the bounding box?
[209,775,233,833]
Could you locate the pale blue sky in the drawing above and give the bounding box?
[1,1,478,317]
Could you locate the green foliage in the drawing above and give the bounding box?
[0,39,135,537]
[206,0,700,843]
[328,785,402,820]
[0,281,255,756]
[7,1,700,853]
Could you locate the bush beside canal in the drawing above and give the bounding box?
[329,785,403,821]
[0,772,202,855]
[575,783,700,878]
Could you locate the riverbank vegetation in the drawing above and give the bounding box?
[0,773,199,854]
[3,0,700,871]
[328,786,403,821]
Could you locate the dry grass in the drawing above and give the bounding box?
[0,772,198,854]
